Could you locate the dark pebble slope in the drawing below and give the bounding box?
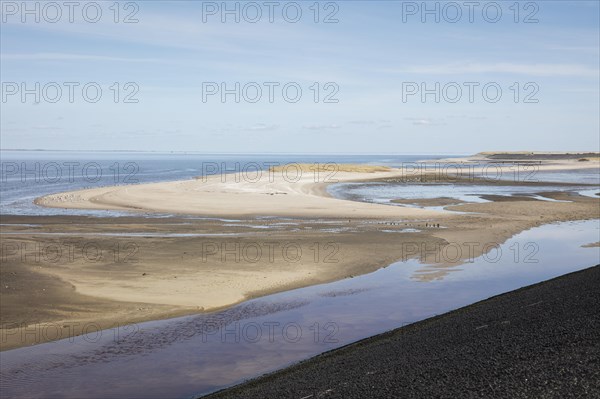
[206,265,600,399]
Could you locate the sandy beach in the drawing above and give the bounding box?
[34,159,599,218]
[1,155,599,350]
[34,167,445,219]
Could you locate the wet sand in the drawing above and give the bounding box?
[1,158,599,350]
[207,265,600,398]
[2,191,598,350]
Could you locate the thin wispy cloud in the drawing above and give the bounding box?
[384,63,599,77]
[302,124,341,131]
[349,120,376,125]
[2,53,170,64]
[247,124,279,131]
[404,118,446,127]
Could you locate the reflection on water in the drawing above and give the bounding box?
[328,182,594,209]
[1,220,599,399]
[578,189,600,198]
[527,169,600,185]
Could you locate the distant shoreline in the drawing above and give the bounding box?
[3,149,598,157]
[0,149,468,156]
[475,152,600,161]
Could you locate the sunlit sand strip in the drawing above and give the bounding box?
[35,161,599,219]
[36,168,444,219]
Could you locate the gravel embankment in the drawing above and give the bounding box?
[206,265,600,398]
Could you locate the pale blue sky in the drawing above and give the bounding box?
[1,1,599,153]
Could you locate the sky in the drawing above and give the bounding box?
[1,0,599,154]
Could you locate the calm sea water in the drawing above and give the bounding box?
[328,182,599,209]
